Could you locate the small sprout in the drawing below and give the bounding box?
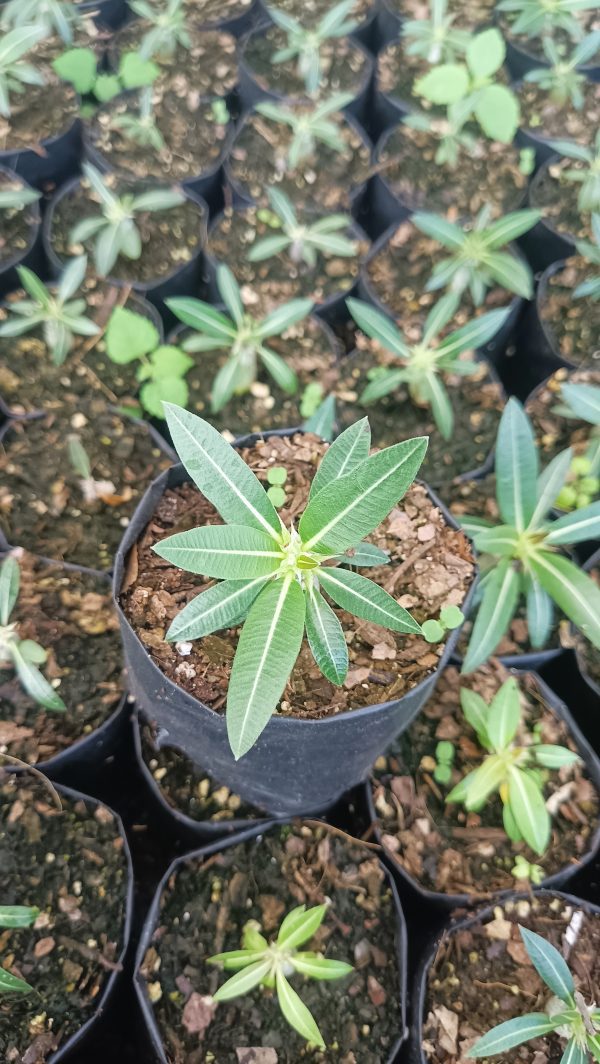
[519,147,537,175]
[254,93,354,169]
[447,677,580,854]
[0,25,47,118]
[0,556,66,712]
[207,903,353,1048]
[511,855,544,884]
[498,0,598,41]
[211,98,229,125]
[422,604,465,642]
[67,434,117,503]
[105,305,194,419]
[129,0,191,59]
[348,293,511,439]
[524,32,600,109]
[1,0,81,44]
[0,905,39,995]
[155,407,427,756]
[469,925,600,1059]
[432,740,455,784]
[0,257,99,366]
[110,88,166,151]
[412,206,540,306]
[266,466,288,508]
[70,163,185,277]
[248,187,357,269]
[547,130,600,217]
[53,47,159,104]
[267,0,358,95]
[403,0,469,64]
[302,392,337,442]
[166,264,312,413]
[460,399,600,672]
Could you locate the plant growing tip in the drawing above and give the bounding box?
[267,0,359,95]
[154,405,430,758]
[254,93,354,168]
[0,557,66,712]
[249,187,357,268]
[207,903,353,1048]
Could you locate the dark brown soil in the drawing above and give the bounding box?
[0,548,123,765]
[371,661,599,897]
[140,720,261,824]
[385,0,495,24]
[50,176,204,285]
[526,368,600,464]
[498,9,600,63]
[207,205,368,313]
[113,27,238,95]
[0,770,129,1062]
[423,893,600,1064]
[178,317,340,438]
[226,111,371,213]
[335,346,504,489]
[529,158,595,244]
[376,125,528,217]
[519,79,600,143]
[0,42,78,152]
[121,432,475,720]
[139,820,404,1062]
[0,281,159,417]
[0,173,38,269]
[0,398,173,571]
[538,259,600,367]
[89,88,232,183]
[263,0,373,26]
[575,558,600,691]
[365,219,516,329]
[242,30,369,102]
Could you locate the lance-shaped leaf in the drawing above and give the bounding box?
[305,584,348,684]
[508,766,550,854]
[544,501,600,546]
[216,263,244,326]
[12,644,66,711]
[276,969,325,1048]
[561,382,600,425]
[495,399,538,531]
[346,298,411,359]
[526,578,554,648]
[227,577,306,758]
[0,555,19,625]
[153,525,283,579]
[292,955,354,980]
[531,447,574,528]
[205,949,266,970]
[486,677,520,750]
[462,755,506,808]
[468,1014,563,1057]
[277,905,327,950]
[519,926,576,1003]
[165,576,270,642]
[336,542,390,567]
[534,745,579,769]
[309,417,371,499]
[212,958,272,1001]
[528,550,600,649]
[255,299,313,340]
[0,968,34,994]
[462,559,520,673]
[473,524,519,557]
[319,567,421,633]
[0,905,38,928]
[560,1036,587,1064]
[166,297,237,341]
[460,688,491,749]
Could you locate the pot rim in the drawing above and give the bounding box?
[0,165,42,277]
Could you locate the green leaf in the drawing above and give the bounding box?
[300,436,428,554]
[472,525,519,556]
[534,745,579,770]
[468,1015,561,1057]
[227,577,306,758]
[531,448,574,528]
[561,382,600,426]
[302,394,336,442]
[119,51,159,89]
[519,926,575,1003]
[528,550,600,649]
[106,306,160,364]
[255,299,313,340]
[474,84,520,142]
[463,755,506,807]
[18,639,47,664]
[495,399,538,531]
[131,189,185,213]
[305,585,348,684]
[526,578,554,649]
[148,346,194,380]
[53,47,97,93]
[0,555,19,626]
[163,405,281,538]
[12,645,66,712]
[545,502,600,546]
[0,968,34,994]
[484,210,542,249]
[346,299,410,359]
[412,212,466,250]
[95,223,125,276]
[276,969,325,1048]
[462,559,520,673]
[318,568,421,634]
[337,542,390,568]
[309,417,371,499]
[460,688,491,747]
[211,355,244,414]
[467,28,505,78]
[487,677,521,750]
[425,372,454,440]
[166,297,236,341]
[94,73,121,101]
[212,959,272,1001]
[166,577,270,642]
[0,906,38,929]
[153,525,283,579]
[277,904,327,950]
[207,949,267,970]
[259,345,298,394]
[560,1036,587,1064]
[216,264,244,327]
[508,766,550,855]
[414,63,470,104]
[292,955,353,980]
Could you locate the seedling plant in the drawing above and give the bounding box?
[0,25,47,117]
[0,906,39,994]
[105,305,194,418]
[249,187,357,269]
[129,0,190,59]
[154,407,426,757]
[53,48,159,107]
[497,0,600,40]
[208,903,353,1048]
[267,0,359,95]
[547,131,600,218]
[0,556,66,712]
[524,33,600,109]
[254,93,354,168]
[0,182,40,214]
[403,0,469,64]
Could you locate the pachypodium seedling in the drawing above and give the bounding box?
[105,305,194,418]
[109,87,166,151]
[430,740,455,784]
[446,677,579,854]
[0,257,99,366]
[348,294,510,439]
[459,399,600,672]
[497,0,600,41]
[155,407,427,756]
[421,604,465,642]
[511,854,544,883]
[267,0,358,95]
[1,0,81,44]
[414,27,521,144]
[524,32,600,109]
[70,163,185,277]
[166,264,312,413]
[403,0,469,64]
[0,906,39,995]
[208,904,353,1048]
[249,187,357,269]
[0,556,66,712]
[402,109,479,170]
[547,131,600,217]
[469,925,600,1059]
[129,0,190,58]
[412,206,541,305]
[0,25,47,118]
[254,93,354,168]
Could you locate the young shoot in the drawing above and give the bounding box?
[524,32,600,109]
[267,0,358,95]
[109,87,166,151]
[105,305,194,418]
[414,27,521,144]
[1,0,81,44]
[0,556,66,712]
[403,0,469,64]
[469,925,600,1060]
[412,206,541,305]
[511,855,545,883]
[421,604,465,642]
[447,677,579,854]
[402,109,478,170]
[0,906,39,995]
[547,131,600,217]
[53,47,159,106]
[459,398,600,673]
[249,187,357,269]
[208,904,353,1049]
[0,257,99,366]
[155,406,427,757]
[0,25,47,118]
[347,294,510,439]
[70,163,185,277]
[129,0,190,59]
[166,264,312,413]
[254,92,354,169]
[497,0,599,41]
[429,740,455,784]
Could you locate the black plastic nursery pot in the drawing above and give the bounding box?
[254,0,382,53]
[113,431,477,816]
[573,548,600,705]
[365,668,600,913]
[410,889,600,1064]
[134,818,409,1063]
[0,117,83,196]
[519,259,600,387]
[520,158,580,274]
[0,166,44,301]
[79,0,129,30]
[502,29,600,83]
[0,769,134,1063]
